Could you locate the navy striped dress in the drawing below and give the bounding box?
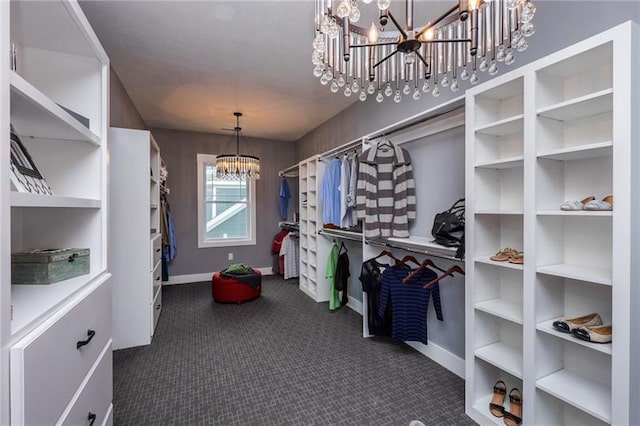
[378,267,443,345]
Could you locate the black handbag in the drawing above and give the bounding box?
[431,198,465,257]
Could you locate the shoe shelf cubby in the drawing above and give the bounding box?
[535,389,609,426]
[466,23,638,426]
[535,334,612,424]
[535,275,612,355]
[474,263,523,325]
[470,359,523,425]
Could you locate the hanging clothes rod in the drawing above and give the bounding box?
[318,228,363,243]
[317,138,363,162]
[278,163,299,177]
[365,239,463,263]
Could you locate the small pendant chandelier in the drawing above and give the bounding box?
[215,112,261,180]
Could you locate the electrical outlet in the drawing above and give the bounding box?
[228,252,233,261]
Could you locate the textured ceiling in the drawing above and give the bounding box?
[80,1,451,141]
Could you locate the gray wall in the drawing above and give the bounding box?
[295,1,640,159]
[109,67,146,130]
[152,128,297,277]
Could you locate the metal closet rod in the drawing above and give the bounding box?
[365,239,463,262]
[318,228,363,243]
[318,138,362,162]
[278,163,299,177]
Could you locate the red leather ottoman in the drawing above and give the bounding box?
[211,270,261,303]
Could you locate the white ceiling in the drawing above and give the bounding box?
[80,0,452,141]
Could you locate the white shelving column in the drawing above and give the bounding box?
[1,1,112,424]
[466,21,639,426]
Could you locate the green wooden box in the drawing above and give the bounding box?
[11,248,90,284]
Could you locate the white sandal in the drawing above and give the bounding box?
[560,196,595,211]
[584,195,613,211]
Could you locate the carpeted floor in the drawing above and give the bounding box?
[112,275,474,425]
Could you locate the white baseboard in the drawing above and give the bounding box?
[347,295,363,315]
[164,267,273,285]
[406,340,465,379]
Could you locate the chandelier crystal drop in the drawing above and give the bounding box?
[312,0,536,103]
[215,112,260,180]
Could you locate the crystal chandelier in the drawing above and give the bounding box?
[312,0,536,103]
[215,112,261,180]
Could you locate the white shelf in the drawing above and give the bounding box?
[536,264,611,286]
[537,369,611,424]
[382,236,458,258]
[475,156,524,169]
[536,319,612,355]
[475,209,523,215]
[10,193,101,208]
[475,256,524,271]
[537,89,613,122]
[475,342,523,379]
[471,394,506,425]
[475,114,524,136]
[10,72,100,145]
[11,271,104,336]
[475,299,523,324]
[536,210,613,217]
[537,141,613,161]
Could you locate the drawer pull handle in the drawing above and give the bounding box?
[156,276,160,281]
[156,304,161,310]
[155,248,161,253]
[77,329,96,349]
[88,412,96,426]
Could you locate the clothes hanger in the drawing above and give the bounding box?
[401,258,447,283]
[371,250,401,263]
[392,254,421,269]
[423,265,465,289]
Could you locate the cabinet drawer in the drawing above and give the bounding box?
[57,340,113,426]
[11,277,111,426]
[151,289,162,336]
[152,262,161,301]
[151,234,162,271]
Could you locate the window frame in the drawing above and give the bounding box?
[196,153,256,248]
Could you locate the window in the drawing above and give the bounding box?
[197,154,256,248]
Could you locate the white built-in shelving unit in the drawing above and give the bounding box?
[1,1,112,424]
[109,128,162,350]
[465,22,639,426]
[298,155,330,301]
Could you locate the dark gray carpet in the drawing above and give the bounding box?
[113,276,474,426]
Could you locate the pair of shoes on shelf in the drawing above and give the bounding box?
[490,381,522,426]
[490,247,524,264]
[552,313,612,343]
[560,195,613,211]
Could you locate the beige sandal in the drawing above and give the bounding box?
[508,252,524,264]
[490,248,518,262]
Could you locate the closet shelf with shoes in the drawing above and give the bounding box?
[466,22,637,426]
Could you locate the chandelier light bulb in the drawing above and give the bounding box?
[328,19,340,39]
[351,80,360,93]
[517,39,529,52]
[344,87,352,97]
[359,90,368,101]
[393,90,402,103]
[367,82,376,94]
[488,61,499,75]
[412,89,421,100]
[376,91,384,102]
[403,83,411,95]
[460,68,470,80]
[421,27,435,41]
[522,22,536,37]
[337,74,346,87]
[506,0,518,10]
[521,2,536,23]
[384,84,393,97]
[479,57,489,72]
[314,66,324,77]
[432,86,441,97]
[496,49,506,62]
[320,75,330,85]
[330,80,339,92]
[377,0,391,11]
[368,22,379,43]
[349,2,361,22]
[441,74,450,87]
[323,70,333,81]
[512,30,522,44]
[450,79,459,92]
[470,71,479,84]
[422,81,430,92]
[405,52,416,65]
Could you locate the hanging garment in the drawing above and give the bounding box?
[279,177,291,221]
[356,140,416,238]
[378,267,443,345]
[326,242,341,311]
[320,158,342,226]
[347,154,359,226]
[339,156,350,228]
[359,259,393,337]
[279,234,299,279]
[334,243,350,307]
